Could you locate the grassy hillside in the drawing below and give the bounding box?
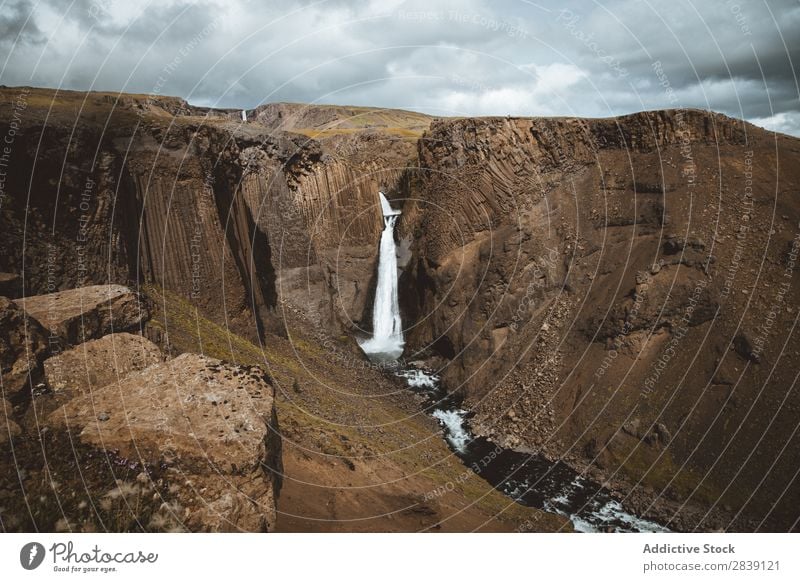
[142,284,569,532]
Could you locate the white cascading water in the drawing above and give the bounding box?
[360,192,404,360]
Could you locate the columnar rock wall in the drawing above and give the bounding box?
[403,109,800,530]
[0,89,417,339]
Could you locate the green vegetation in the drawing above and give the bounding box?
[617,445,723,506]
[142,284,422,457]
[141,284,561,529]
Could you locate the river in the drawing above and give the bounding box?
[396,367,670,533]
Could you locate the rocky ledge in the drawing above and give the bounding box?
[48,353,282,532]
[19,285,150,345]
[1,285,282,532]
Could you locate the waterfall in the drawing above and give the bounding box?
[360,192,404,361]
[372,214,402,340]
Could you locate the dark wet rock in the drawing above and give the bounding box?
[0,273,22,299]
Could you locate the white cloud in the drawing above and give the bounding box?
[750,112,800,137]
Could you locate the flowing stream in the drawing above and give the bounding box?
[395,368,669,533]
[360,192,668,533]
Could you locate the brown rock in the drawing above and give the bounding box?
[50,353,281,532]
[0,296,50,398]
[595,268,717,340]
[0,87,423,344]
[43,332,163,398]
[19,285,150,345]
[403,110,800,531]
[733,334,760,363]
[0,398,21,444]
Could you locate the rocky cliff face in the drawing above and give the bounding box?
[256,144,415,332]
[0,87,423,341]
[402,110,800,530]
[4,87,800,531]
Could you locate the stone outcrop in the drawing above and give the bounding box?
[43,332,163,398]
[49,353,282,532]
[0,296,49,398]
[19,285,149,345]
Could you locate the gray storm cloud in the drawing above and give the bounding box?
[0,0,797,135]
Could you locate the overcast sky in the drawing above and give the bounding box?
[1,0,798,135]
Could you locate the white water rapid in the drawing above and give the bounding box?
[359,192,404,360]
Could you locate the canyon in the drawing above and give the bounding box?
[1,86,798,531]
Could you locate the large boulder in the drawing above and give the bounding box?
[19,285,149,345]
[0,296,49,398]
[49,353,282,532]
[43,332,163,398]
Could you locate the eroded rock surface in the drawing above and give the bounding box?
[401,110,800,531]
[20,285,149,345]
[43,332,163,398]
[49,353,281,532]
